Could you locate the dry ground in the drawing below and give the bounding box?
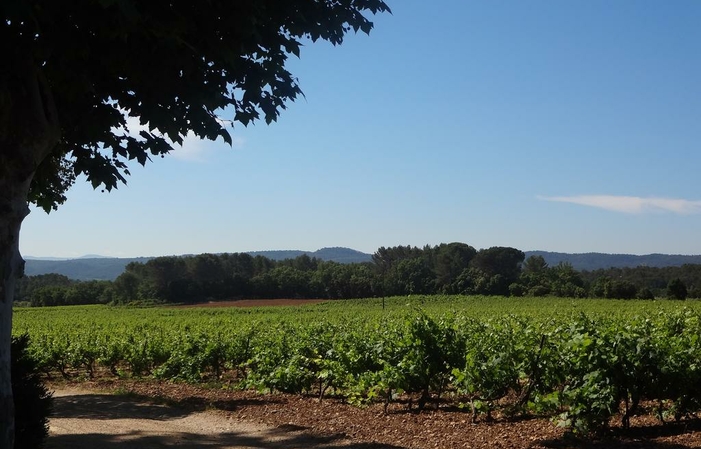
[46,380,701,449]
[170,299,327,308]
[47,386,371,449]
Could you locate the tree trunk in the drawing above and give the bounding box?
[0,176,32,449]
[0,56,60,449]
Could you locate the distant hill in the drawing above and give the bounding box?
[24,256,69,261]
[525,251,701,271]
[24,257,153,281]
[248,247,372,264]
[246,250,307,260]
[312,247,372,263]
[24,247,373,281]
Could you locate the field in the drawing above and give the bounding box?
[14,296,701,447]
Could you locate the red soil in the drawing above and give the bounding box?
[172,299,327,308]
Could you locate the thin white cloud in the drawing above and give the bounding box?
[170,131,211,162]
[538,195,701,215]
[118,114,243,163]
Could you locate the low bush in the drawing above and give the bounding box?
[12,334,53,449]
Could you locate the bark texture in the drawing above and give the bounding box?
[0,57,60,449]
[0,179,31,449]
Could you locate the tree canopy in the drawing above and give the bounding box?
[2,0,391,210]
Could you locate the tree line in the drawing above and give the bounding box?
[14,274,112,307]
[14,243,701,306]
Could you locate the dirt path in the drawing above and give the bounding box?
[46,381,701,449]
[47,387,392,449]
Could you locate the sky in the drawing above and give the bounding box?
[20,0,701,258]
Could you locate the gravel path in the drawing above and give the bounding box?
[46,387,384,449]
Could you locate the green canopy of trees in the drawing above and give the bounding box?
[20,247,701,307]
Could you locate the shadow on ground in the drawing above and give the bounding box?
[541,438,693,449]
[541,420,701,449]
[48,393,404,449]
[47,430,403,449]
[52,393,192,420]
[51,391,282,420]
[116,391,282,413]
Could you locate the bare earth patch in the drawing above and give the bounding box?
[47,380,701,449]
[171,299,327,308]
[47,386,384,449]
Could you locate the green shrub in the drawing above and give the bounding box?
[667,278,688,300]
[12,334,53,449]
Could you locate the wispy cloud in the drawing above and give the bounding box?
[170,125,244,162]
[119,115,242,163]
[170,131,212,162]
[538,195,701,215]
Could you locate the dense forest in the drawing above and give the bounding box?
[14,243,701,306]
[15,274,113,307]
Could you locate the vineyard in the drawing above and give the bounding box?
[13,296,701,434]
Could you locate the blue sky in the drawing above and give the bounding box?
[21,0,701,258]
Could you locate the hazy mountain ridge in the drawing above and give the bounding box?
[24,257,153,280]
[24,247,373,281]
[525,251,701,271]
[247,247,372,263]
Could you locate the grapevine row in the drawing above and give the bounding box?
[13,298,701,434]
